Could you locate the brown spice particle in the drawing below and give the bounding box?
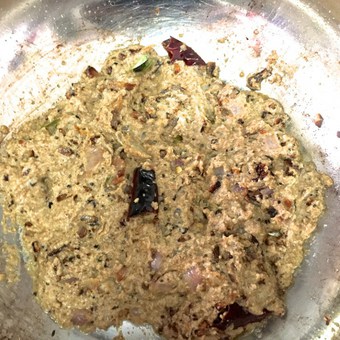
[58,147,74,156]
[65,89,76,99]
[32,241,41,253]
[123,83,136,91]
[209,181,221,193]
[283,199,292,209]
[174,63,181,74]
[106,66,113,75]
[116,266,127,282]
[77,226,87,238]
[206,62,216,76]
[324,314,331,326]
[56,193,69,202]
[314,113,324,128]
[159,149,167,158]
[118,53,126,60]
[85,66,99,78]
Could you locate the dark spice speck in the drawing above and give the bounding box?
[85,66,99,78]
[267,206,278,218]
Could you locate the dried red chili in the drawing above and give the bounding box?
[212,303,269,330]
[162,37,206,66]
[128,167,158,217]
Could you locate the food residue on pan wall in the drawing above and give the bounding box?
[0,243,21,284]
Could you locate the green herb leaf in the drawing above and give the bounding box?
[104,175,114,191]
[173,135,183,143]
[132,55,152,72]
[44,119,60,135]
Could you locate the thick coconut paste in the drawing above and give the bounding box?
[0,38,332,339]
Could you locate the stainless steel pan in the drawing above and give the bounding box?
[0,1,339,339]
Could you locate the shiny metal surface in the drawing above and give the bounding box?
[0,1,339,339]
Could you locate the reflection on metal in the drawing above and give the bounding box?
[0,0,339,339]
